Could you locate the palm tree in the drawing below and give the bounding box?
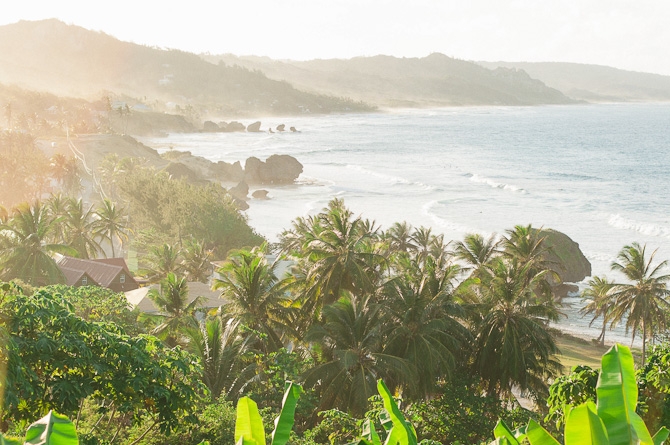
[62,198,104,259]
[212,244,295,353]
[94,198,131,258]
[609,243,670,362]
[470,257,562,400]
[381,254,470,399]
[148,272,202,347]
[303,295,414,416]
[280,198,383,312]
[142,243,183,283]
[452,233,500,279]
[502,224,560,299]
[185,316,255,400]
[0,201,75,285]
[384,221,417,253]
[182,238,213,283]
[580,276,616,346]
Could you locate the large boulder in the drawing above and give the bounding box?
[228,181,249,201]
[252,189,269,199]
[536,228,592,283]
[224,121,246,132]
[247,121,262,132]
[210,160,245,182]
[202,120,221,132]
[244,157,264,184]
[259,154,303,184]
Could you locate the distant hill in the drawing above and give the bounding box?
[203,53,576,107]
[0,19,372,117]
[477,61,670,102]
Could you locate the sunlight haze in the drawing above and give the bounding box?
[3,0,670,75]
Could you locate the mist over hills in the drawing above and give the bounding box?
[0,19,371,117]
[1,18,669,125]
[478,61,670,103]
[203,53,575,107]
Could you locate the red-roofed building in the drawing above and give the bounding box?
[56,256,139,292]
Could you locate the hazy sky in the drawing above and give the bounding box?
[4,0,670,75]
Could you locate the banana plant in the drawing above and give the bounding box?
[0,410,79,445]
[492,344,670,445]
[234,381,303,445]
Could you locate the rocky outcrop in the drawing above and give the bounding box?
[247,121,262,132]
[209,160,245,182]
[252,189,269,199]
[228,181,249,201]
[244,154,303,184]
[537,228,591,283]
[223,121,246,132]
[203,120,221,132]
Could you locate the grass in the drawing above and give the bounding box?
[552,329,644,371]
[553,330,609,370]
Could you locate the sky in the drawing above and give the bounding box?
[3,0,670,75]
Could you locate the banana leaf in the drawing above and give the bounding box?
[0,435,22,445]
[377,380,417,445]
[565,402,609,445]
[362,419,382,445]
[493,420,520,445]
[653,426,670,445]
[596,345,653,445]
[271,381,303,445]
[525,419,560,445]
[24,411,79,445]
[235,397,266,445]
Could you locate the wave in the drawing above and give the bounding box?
[607,214,670,239]
[465,173,527,193]
[421,200,490,236]
[346,164,436,191]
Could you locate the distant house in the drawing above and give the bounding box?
[56,256,139,292]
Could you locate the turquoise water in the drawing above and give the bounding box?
[141,103,670,344]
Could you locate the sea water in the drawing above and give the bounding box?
[140,103,670,345]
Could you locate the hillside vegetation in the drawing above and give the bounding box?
[478,61,670,102]
[205,53,576,107]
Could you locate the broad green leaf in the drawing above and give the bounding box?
[565,402,609,445]
[362,419,382,445]
[596,344,653,445]
[24,411,79,445]
[196,442,211,445]
[271,381,303,445]
[377,380,417,445]
[525,419,560,445]
[235,397,266,445]
[0,434,22,445]
[653,427,670,445]
[493,420,520,445]
[379,410,393,432]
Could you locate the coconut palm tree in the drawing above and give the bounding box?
[303,295,414,416]
[580,276,616,346]
[185,316,255,400]
[62,198,104,259]
[452,233,500,279]
[470,257,562,400]
[280,198,383,313]
[212,244,295,353]
[609,242,670,362]
[142,243,183,283]
[0,201,75,285]
[181,238,213,283]
[148,272,202,347]
[381,253,470,399]
[94,198,131,258]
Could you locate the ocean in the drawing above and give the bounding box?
[140,103,670,345]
